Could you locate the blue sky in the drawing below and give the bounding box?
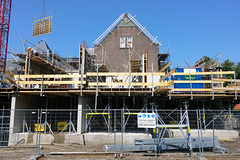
[8,0,240,68]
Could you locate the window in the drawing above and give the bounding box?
[120,36,133,48]
[127,36,133,48]
[120,37,125,48]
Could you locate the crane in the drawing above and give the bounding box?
[0,0,12,73]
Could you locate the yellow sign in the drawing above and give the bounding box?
[57,122,68,131]
[34,124,44,132]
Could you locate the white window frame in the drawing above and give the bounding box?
[127,36,133,48]
[120,37,126,48]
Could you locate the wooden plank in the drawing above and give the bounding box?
[213,78,240,83]
[172,88,212,92]
[0,80,9,83]
[155,87,172,94]
[14,74,86,79]
[160,68,176,82]
[227,82,240,87]
[5,77,16,85]
[213,87,240,91]
[87,71,234,76]
[173,87,239,92]
[184,61,191,67]
[174,80,223,84]
[155,81,175,94]
[88,82,173,87]
[170,94,237,97]
[163,81,174,87]
[193,57,205,67]
[86,72,165,76]
[16,71,234,78]
[173,71,234,75]
[227,91,240,93]
[5,70,14,78]
[159,61,172,72]
[18,81,86,85]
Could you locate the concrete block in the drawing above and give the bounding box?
[170,129,239,140]
[64,134,76,144]
[8,133,29,146]
[82,132,152,145]
[33,134,54,144]
[63,133,152,145]
[52,134,64,143]
[17,133,29,145]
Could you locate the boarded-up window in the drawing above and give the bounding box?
[120,37,126,48]
[127,36,133,48]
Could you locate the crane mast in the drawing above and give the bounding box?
[0,0,12,73]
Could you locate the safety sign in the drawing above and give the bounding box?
[137,113,156,128]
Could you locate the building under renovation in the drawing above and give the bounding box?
[0,13,240,150]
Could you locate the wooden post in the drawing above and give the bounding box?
[152,63,154,96]
[234,71,237,100]
[128,49,131,97]
[189,72,193,100]
[25,49,32,88]
[211,71,214,100]
[79,44,81,74]
[142,54,145,88]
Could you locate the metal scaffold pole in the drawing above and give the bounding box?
[95,64,99,112]
[229,102,233,130]
[196,109,205,159]
[183,101,193,156]
[120,108,123,158]
[107,97,111,132]
[35,109,43,158]
[151,63,154,96]
[128,49,131,97]
[122,97,126,132]
[202,101,206,130]
[22,113,29,133]
[60,109,76,134]
[43,98,53,134]
[113,109,117,158]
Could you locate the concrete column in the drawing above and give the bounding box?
[77,96,86,134]
[9,96,28,145]
[9,96,17,145]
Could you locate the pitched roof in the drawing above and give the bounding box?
[117,15,136,27]
[34,40,52,54]
[94,13,161,46]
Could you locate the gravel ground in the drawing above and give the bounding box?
[0,139,240,160]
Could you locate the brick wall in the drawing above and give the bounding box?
[94,26,159,72]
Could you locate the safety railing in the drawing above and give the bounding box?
[13,74,86,89]
[0,108,239,159]
[0,127,19,146]
[1,108,240,135]
[2,71,239,98]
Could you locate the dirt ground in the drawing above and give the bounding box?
[0,139,240,160]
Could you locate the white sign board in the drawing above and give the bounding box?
[184,68,196,73]
[137,113,156,128]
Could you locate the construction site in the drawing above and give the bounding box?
[0,1,240,159]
